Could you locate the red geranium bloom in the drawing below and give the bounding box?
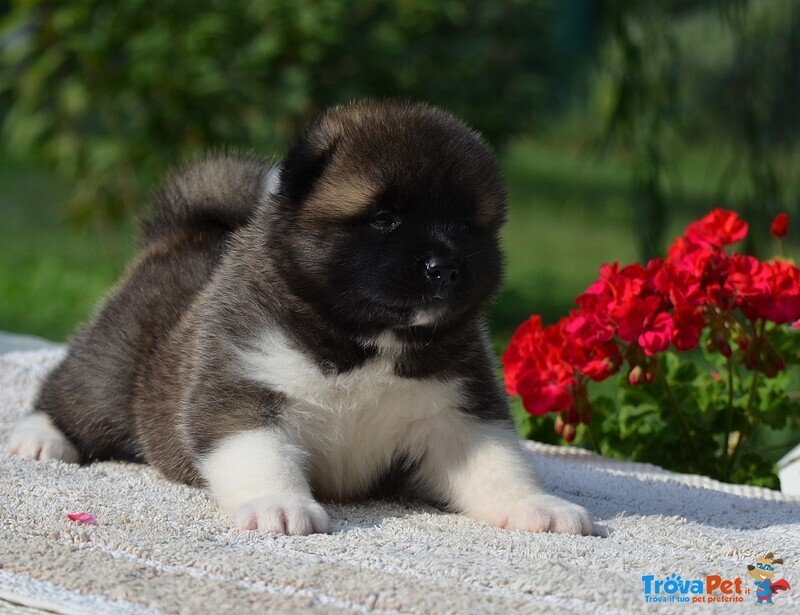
[684,208,748,249]
[743,261,800,324]
[671,302,706,351]
[561,312,621,382]
[516,367,575,415]
[612,294,661,344]
[578,341,623,381]
[638,311,675,356]
[667,233,737,309]
[727,256,800,324]
[502,315,543,396]
[502,316,577,415]
[562,310,615,348]
[726,254,769,301]
[501,207,794,431]
[771,213,789,239]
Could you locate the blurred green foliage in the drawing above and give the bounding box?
[0,0,553,220]
[595,0,800,260]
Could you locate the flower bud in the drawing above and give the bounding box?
[628,366,644,386]
[579,403,593,425]
[745,347,760,371]
[554,414,565,436]
[567,407,580,425]
[771,212,789,239]
[562,423,577,443]
[762,361,778,379]
[764,346,786,376]
[709,326,732,357]
[644,368,656,384]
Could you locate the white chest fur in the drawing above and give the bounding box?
[236,330,463,498]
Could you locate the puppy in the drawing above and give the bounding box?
[9,101,593,535]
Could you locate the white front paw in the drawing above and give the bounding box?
[481,494,594,535]
[232,495,330,535]
[8,413,80,463]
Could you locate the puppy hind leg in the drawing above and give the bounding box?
[199,428,329,535]
[8,412,80,463]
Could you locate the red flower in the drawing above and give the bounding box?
[638,311,675,356]
[562,310,615,347]
[578,340,622,381]
[561,312,621,381]
[727,256,800,324]
[671,303,706,351]
[771,213,789,239]
[684,208,748,249]
[502,316,543,396]
[517,370,575,415]
[612,294,661,344]
[726,254,769,300]
[501,207,796,430]
[743,261,800,324]
[502,316,576,415]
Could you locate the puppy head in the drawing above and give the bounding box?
[270,100,506,334]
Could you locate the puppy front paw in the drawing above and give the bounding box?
[480,494,594,535]
[232,495,330,535]
[8,412,80,463]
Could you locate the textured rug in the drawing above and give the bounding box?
[1,349,799,614]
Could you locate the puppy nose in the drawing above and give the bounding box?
[424,255,460,292]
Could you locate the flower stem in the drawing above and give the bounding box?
[656,367,703,472]
[726,369,760,480]
[723,354,734,468]
[585,422,601,455]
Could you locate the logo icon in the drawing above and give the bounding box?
[747,552,791,605]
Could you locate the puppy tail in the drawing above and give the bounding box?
[140,153,276,243]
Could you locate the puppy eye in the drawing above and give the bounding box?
[371,211,400,232]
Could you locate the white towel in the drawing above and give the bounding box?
[1,349,798,614]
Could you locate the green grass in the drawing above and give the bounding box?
[0,158,135,341]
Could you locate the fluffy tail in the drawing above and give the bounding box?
[140,153,276,243]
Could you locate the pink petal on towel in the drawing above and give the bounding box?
[66,512,97,525]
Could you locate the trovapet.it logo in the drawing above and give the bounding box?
[641,573,750,604]
[641,552,791,605]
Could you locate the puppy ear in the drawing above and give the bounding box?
[772,558,784,565]
[747,565,755,570]
[277,125,340,206]
[765,552,775,560]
